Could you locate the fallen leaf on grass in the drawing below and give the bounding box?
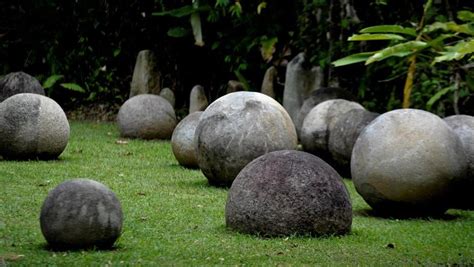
[115,140,129,145]
[137,192,146,196]
[1,253,25,262]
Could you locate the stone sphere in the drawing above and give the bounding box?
[117,94,177,139]
[300,99,364,159]
[295,87,355,136]
[0,72,45,102]
[195,92,297,186]
[0,93,70,160]
[328,109,379,176]
[351,109,469,216]
[171,112,202,168]
[226,150,352,236]
[40,179,123,249]
[444,115,474,210]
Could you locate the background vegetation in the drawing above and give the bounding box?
[0,0,473,116]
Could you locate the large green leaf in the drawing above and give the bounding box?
[424,21,474,36]
[152,5,210,18]
[167,27,189,38]
[426,86,454,109]
[458,10,474,22]
[433,39,474,64]
[360,25,417,37]
[366,41,428,65]
[332,52,376,67]
[348,33,406,41]
[42,74,64,89]
[60,83,86,93]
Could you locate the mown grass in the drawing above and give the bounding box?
[0,121,473,266]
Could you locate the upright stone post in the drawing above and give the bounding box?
[129,50,160,98]
[189,85,208,113]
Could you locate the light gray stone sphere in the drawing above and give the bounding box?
[171,112,202,168]
[117,94,177,139]
[300,99,364,159]
[444,115,474,210]
[351,109,469,216]
[0,72,45,102]
[0,93,70,160]
[40,179,123,249]
[195,92,297,186]
[226,150,352,236]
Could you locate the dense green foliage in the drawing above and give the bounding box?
[1,122,473,265]
[0,0,472,115]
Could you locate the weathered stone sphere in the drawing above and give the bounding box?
[328,109,379,176]
[295,87,355,136]
[351,109,469,216]
[40,179,123,249]
[226,150,352,236]
[117,94,177,139]
[171,111,202,168]
[444,115,474,210]
[195,92,297,186]
[0,72,45,102]
[0,93,70,160]
[300,99,364,159]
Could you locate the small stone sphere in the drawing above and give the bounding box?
[444,115,474,210]
[300,99,364,158]
[351,109,469,216]
[171,111,202,168]
[0,72,45,102]
[194,92,297,186]
[328,109,379,176]
[0,93,70,160]
[117,94,177,139]
[40,179,123,249]
[226,150,352,236]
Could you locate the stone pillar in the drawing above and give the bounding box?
[189,85,208,113]
[129,50,161,98]
[159,88,175,108]
[261,66,277,99]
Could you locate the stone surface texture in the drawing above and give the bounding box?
[283,52,323,124]
[226,150,352,236]
[129,50,160,98]
[171,112,202,168]
[117,94,177,139]
[351,109,468,216]
[0,93,69,160]
[40,179,123,249]
[159,87,175,108]
[194,92,297,186]
[189,85,208,113]
[0,72,45,102]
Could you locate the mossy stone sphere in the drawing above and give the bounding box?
[0,72,45,102]
[40,179,123,249]
[171,111,202,168]
[194,92,297,186]
[226,150,352,236]
[117,94,177,139]
[351,109,468,216]
[0,93,69,160]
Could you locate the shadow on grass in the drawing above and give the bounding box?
[354,208,465,221]
[39,242,123,253]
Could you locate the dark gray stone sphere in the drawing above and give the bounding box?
[171,112,202,168]
[195,92,297,186]
[328,109,379,176]
[117,94,177,139]
[0,72,45,102]
[40,179,123,249]
[444,115,474,210]
[226,150,352,236]
[351,109,469,216]
[0,93,70,160]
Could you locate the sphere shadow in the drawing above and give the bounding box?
[353,208,465,221]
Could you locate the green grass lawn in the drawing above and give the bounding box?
[1,121,473,266]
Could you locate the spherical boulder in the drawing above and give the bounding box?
[444,115,474,210]
[40,179,123,249]
[194,92,297,186]
[0,72,45,102]
[351,109,469,216]
[226,150,352,236]
[300,99,364,159]
[117,94,177,139]
[171,111,202,168]
[0,93,70,160]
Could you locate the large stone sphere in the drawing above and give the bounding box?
[117,94,177,139]
[226,150,352,236]
[300,99,364,159]
[351,109,468,216]
[194,92,297,186]
[0,93,70,160]
[171,112,202,168]
[0,72,45,102]
[40,179,123,249]
[444,115,474,210]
